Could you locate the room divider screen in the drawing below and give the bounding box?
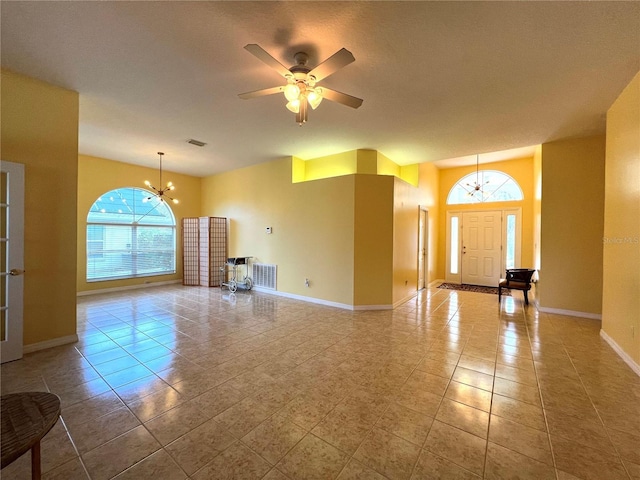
[182,217,227,287]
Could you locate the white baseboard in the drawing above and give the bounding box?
[392,292,418,309]
[77,280,181,297]
[251,287,354,310]
[23,334,78,354]
[250,287,393,311]
[354,304,394,311]
[600,329,640,377]
[537,305,602,320]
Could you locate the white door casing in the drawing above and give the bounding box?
[446,209,520,287]
[1,161,25,363]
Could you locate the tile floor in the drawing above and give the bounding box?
[2,284,639,480]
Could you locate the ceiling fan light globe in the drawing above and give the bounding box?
[284,83,300,102]
[307,91,323,110]
[286,99,300,113]
[172,198,179,205]
[144,180,151,187]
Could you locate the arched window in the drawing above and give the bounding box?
[87,187,176,281]
[447,170,523,205]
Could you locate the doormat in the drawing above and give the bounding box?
[438,282,510,296]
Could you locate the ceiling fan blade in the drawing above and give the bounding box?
[238,86,285,100]
[244,44,291,78]
[308,48,355,82]
[316,87,363,109]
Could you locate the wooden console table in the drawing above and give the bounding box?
[1,392,61,480]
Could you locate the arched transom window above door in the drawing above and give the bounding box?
[447,170,523,205]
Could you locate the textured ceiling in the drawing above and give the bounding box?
[2,1,639,177]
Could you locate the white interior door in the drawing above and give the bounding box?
[461,211,502,287]
[1,161,25,363]
[418,209,427,289]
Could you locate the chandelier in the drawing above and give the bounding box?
[143,152,178,204]
[466,154,489,198]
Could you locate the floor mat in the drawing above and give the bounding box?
[437,282,510,296]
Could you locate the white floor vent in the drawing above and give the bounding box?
[252,263,277,290]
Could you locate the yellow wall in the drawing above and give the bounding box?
[302,150,358,182]
[419,162,439,285]
[602,71,640,365]
[202,152,425,308]
[202,157,356,306]
[293,149,419,187]
[353,175,394,306]
[77,155,202,293]
[437,157,536,279]
[1,70,79,346]
[539,135,606,314]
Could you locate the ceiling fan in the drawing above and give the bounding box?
[238,44,363,125]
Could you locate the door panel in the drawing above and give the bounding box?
[1,161,24,363]
[462,211,502,286]
[418,209,427,289]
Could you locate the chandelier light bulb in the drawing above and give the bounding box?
[286,99,301,113]
[307,90,323,110]
[284,83,300,102]
[143,152,178,205]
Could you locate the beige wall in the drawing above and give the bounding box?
[77,155,202,293]
[437,157,536,280]
[539,135,606,315]
[1,70,79,346]
[602,71,640,365]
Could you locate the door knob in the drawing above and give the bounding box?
[9,269,25,276]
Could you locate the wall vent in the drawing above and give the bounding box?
[187,139,207,147]
[252,263,277,290]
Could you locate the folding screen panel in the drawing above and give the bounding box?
[182,217,227,287]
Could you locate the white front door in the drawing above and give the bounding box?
[461,211,502,287]
[1,161,25,363]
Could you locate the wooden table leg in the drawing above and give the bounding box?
[31,441,41,480]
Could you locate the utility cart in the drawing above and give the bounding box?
[220,257,252,292]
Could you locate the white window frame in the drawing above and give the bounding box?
[86,187,176,282]
[446,170,523,205]
[503,208,522,271]
[446,211,462,284]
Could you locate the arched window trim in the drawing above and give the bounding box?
[86,187,177,282]
[446,170,524,205]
